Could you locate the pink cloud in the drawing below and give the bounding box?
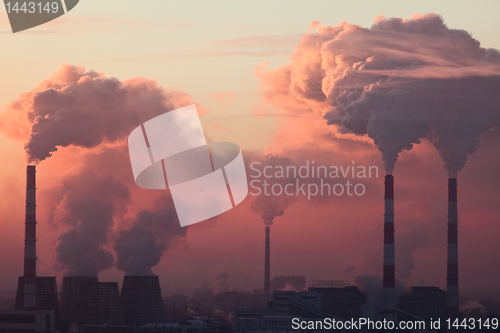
[210,92,236,105]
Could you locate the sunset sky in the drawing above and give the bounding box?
[1,0,500,310]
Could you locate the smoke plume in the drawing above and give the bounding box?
[52,149,131,276]
[7,64,195,162]
[250,195,289,226]
[258,14,500,175]
[4,64,195,276]
[114,198,187,276]
[248,155,297,225]
[55,194,117,276]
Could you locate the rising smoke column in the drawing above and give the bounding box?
[249,154,298,302]
[258,14,500,175]
[50,147,134,276]
[3,64,196,163]
[248,154,299,225]
[255,14,500,305]
[54,176,127,276]
[2,64,196,276]
[114,198,187,276]
[250,172,289,301]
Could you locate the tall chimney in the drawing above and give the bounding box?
[447,178,459,319]
[24,165,37,309]
[264,226,271,303]
[383,174,395,314]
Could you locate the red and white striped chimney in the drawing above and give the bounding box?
[24,165,37,309]
[264,226,271,303]
[447,178,459,319]
[383,174,395,313]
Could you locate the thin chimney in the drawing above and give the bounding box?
[447,178,459,319]
[264,226,271,303]
[24,165,37,309]
[383,174,395,313]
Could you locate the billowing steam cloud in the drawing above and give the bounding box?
[54,170,129,276]
[4,64,195,276]
[10,64,195,162]
[47,146,133,276]
[258,14,500,175]
[114,198,187,276]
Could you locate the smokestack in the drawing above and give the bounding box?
[447,178,459,319]
[23,165,37,309]
[264,226,271,303]
[383,174,395,314]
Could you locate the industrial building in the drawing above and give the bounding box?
[398,286,447,320]
[163,294,189,322]
[138,319,207,333]
[60,276,99,327]
[0,156,476,331]
[272,290,324,317]
[0,310,57,333]
[0,166,171,333]
[309,285,367,319]
[14,276,64,331]
[121,276,166,327]
[231,290,344,331]
[270,275,305,291]
[214,292,264,312]
[76,282,124,326]
[0,166,63,333]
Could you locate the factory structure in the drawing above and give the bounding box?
[229,173,466,331]
[447,178,459,319]
[382,174,396,318]
[0,167,168,333]
[0,166,496,333]
[375,174,461,323]
[0,167,63,333]
[231,173,470,330]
